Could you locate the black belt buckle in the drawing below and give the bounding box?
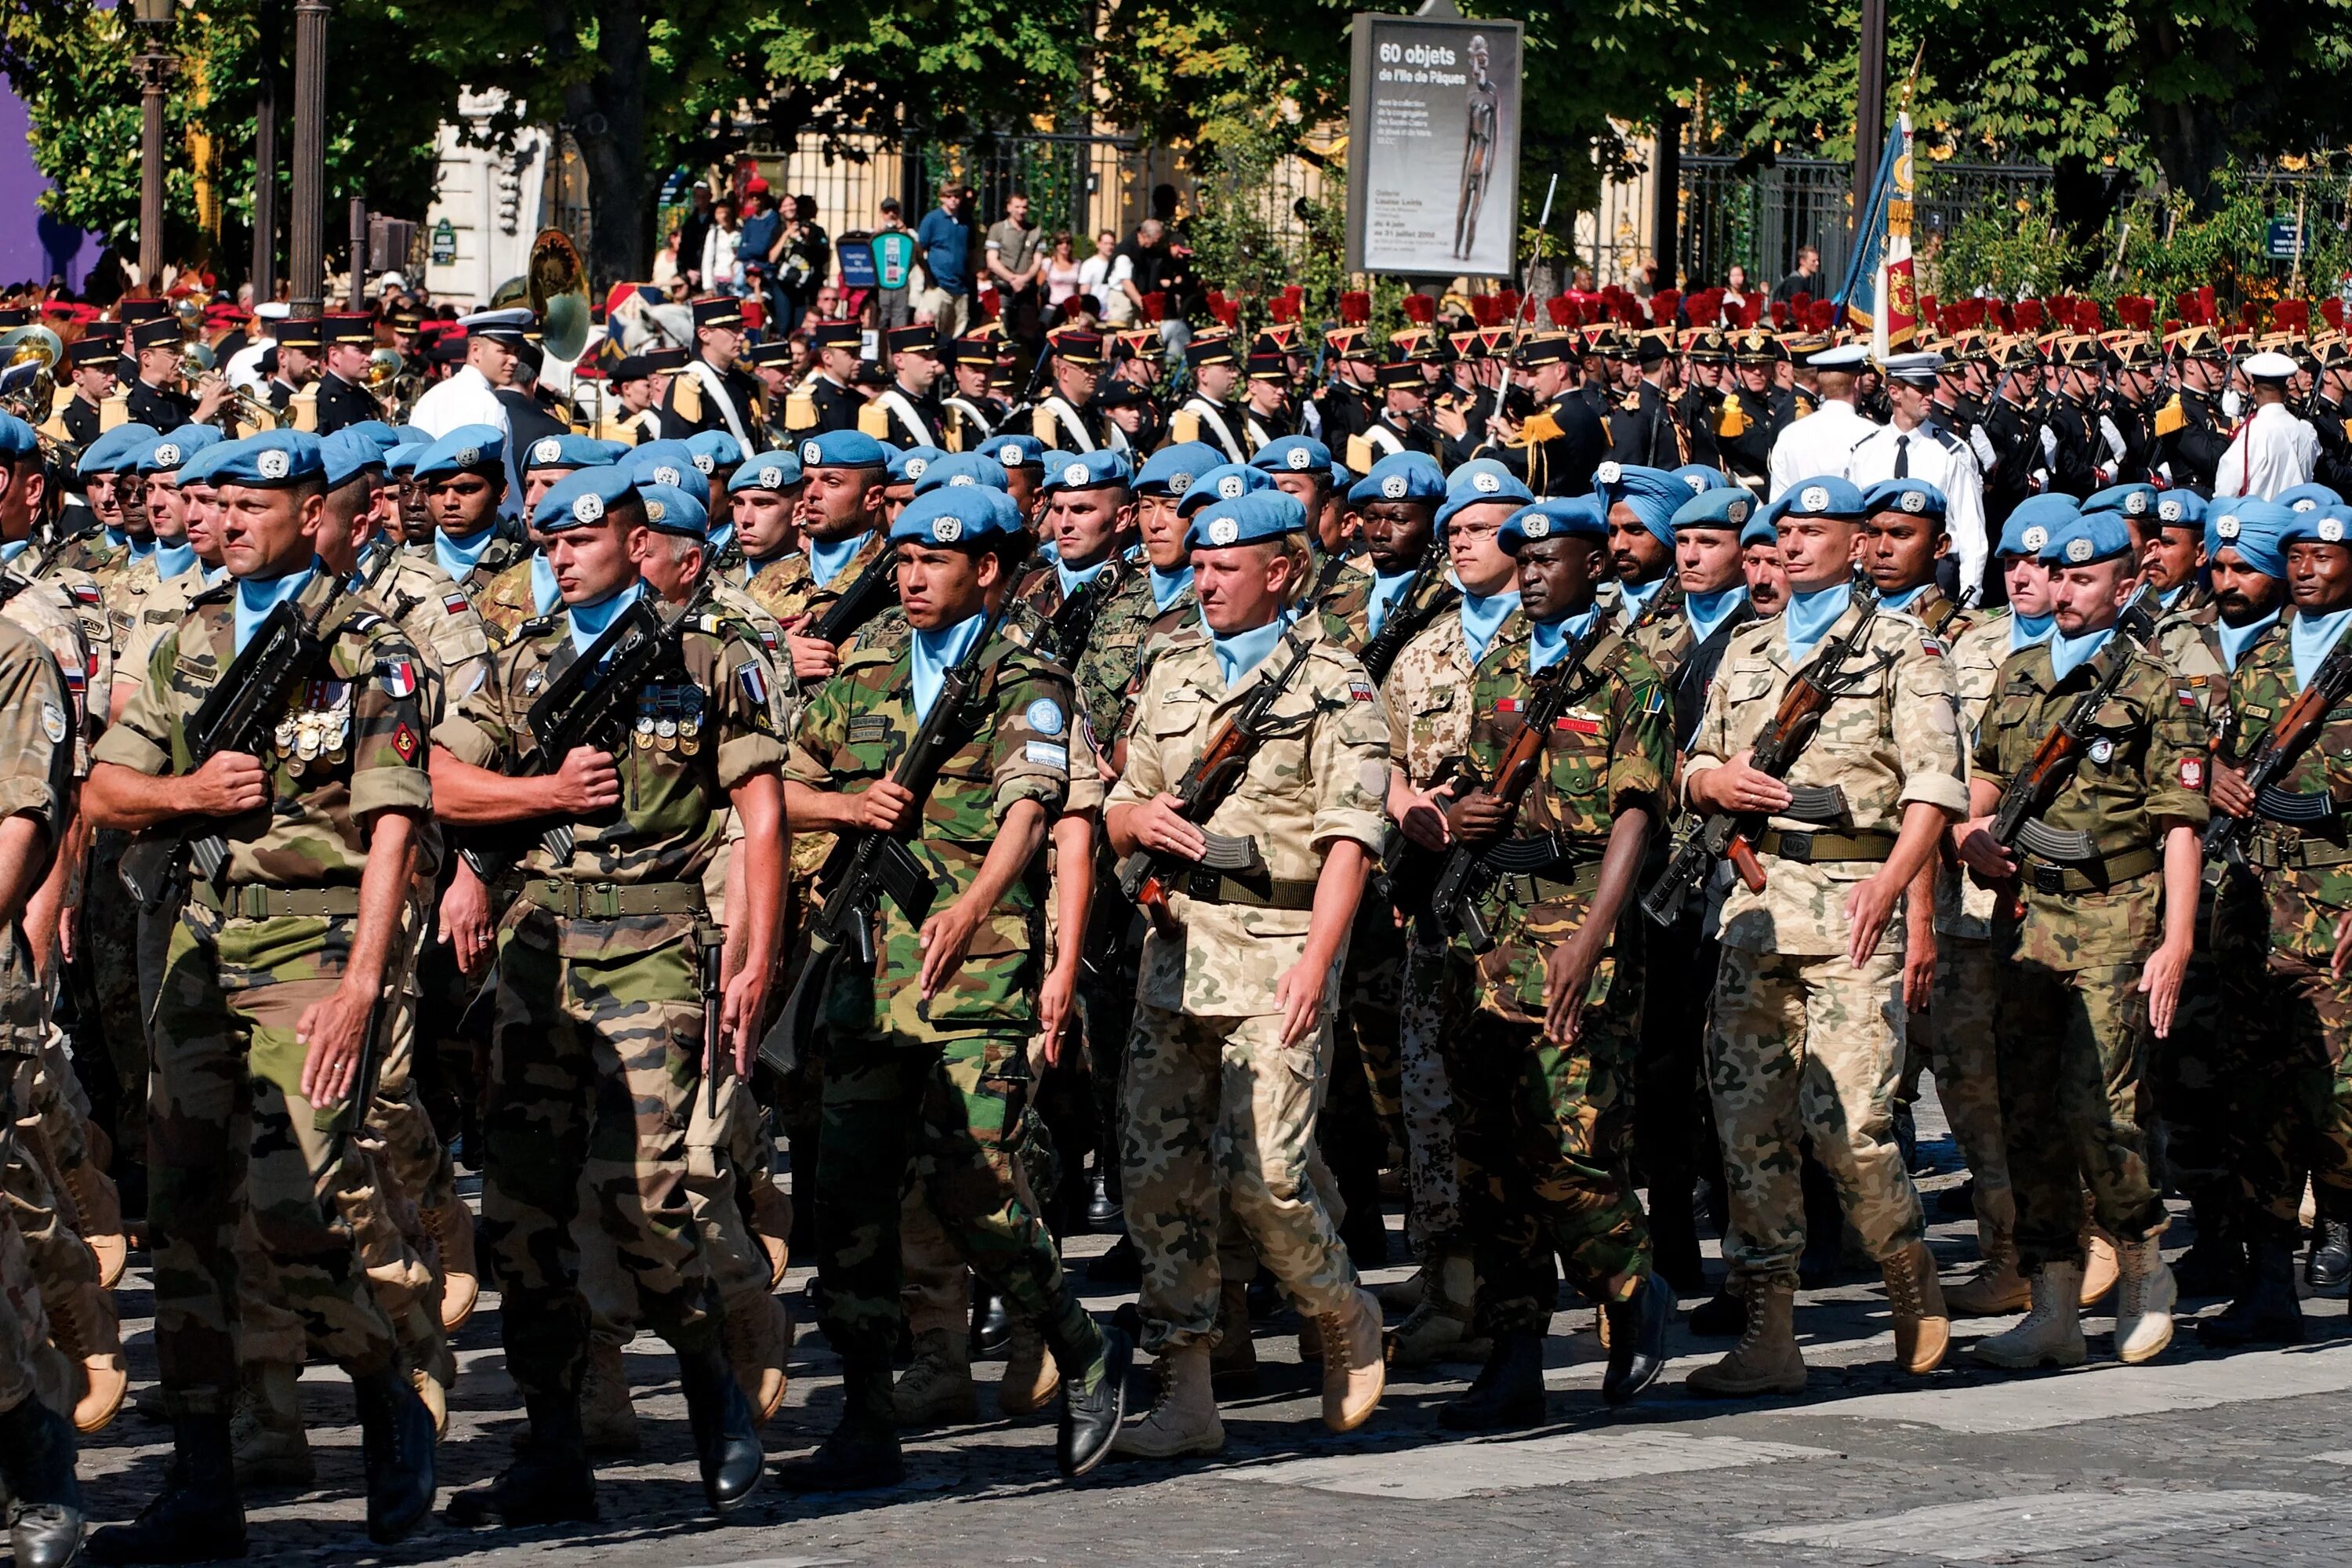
[2028,863,2067,895]
[1184,867,1221,902]
[1779,831,1813,862]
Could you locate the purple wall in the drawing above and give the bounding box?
[0,85,100,290]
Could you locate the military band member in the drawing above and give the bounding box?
[1847,352,1989,602]
[409,307,532,440]
[1316,328,1379,452]
[860,325,951,449]
[593,356,664,446]
[784,322,863,438]
[260,317,318,423]
[1031,328,1109,453]
[943,332,1006,448]
[85,430,440,1559]
[2151,327,2232,494]
[56,332,122,450]
[1681,474,1963,1395]
[1103,487,1389,1457]
[1168,332,1247,462]
[1960,503,2201,1371]
[414,426,528,597]
[657,297,760,448]
[1606,330,1682,469]
[314,315,387,436]
[428,463,772,1525]
[1481,331,1606,498]
[125,318,222,432]
[1241,336,1295,450]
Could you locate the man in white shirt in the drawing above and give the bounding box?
[1847,350,1987,601]
[2212,350,2319,499]
[409,307,530,439]
[1766,342,1875,499]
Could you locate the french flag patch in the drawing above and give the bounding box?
[738,666,768,710]
[377,656,419,699]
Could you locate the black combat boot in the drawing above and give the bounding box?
[2307,1191,2352,1293]
[1439,1328,1545,1431]
[0,1394,86,1568]
[89,1415,246,1563]
[445,1392,598,1526]
[970,1281,1014,1361]
[2199,1236,2306,1348]
[775,1359,903,1493]
[1602,1273,1675,1407]
[2172,1192,2245,1298]
[1044,1301,1132,1478]
[677,1345,764,1512]
[1087,1167,1120,1230]
[352,1366,437,1544]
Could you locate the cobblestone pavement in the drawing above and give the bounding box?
[71,1086,2352,1568]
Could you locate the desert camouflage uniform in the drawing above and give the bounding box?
[431,590,784,1403]
[92,571,433,1417]
[1105,618,1392,1353]
[1451,617,1669,1327]
[1683,596,1967,1292]
[2213,626,2352,1244]
[747,528,890,628]
[1975,634,2209,1271]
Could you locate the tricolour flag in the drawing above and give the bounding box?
[1833,112,1919,360]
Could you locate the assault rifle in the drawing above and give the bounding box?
[1034,567,1111,667]
[758,598,1011,1076]
[1640,586,1886,925]
[1356,552,1458,684]
[807,542,901,648]
[2203,627,2352,873]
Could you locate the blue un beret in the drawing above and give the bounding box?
[1185,488,1309,552]
[2278,482,2345,516]
[2155,490,2206,530]
[319,427,391,488]
[209,430,326,488]
[2000,494,2079,557]
[383,442,426,477]
[1861,477,1948,522]
[731,449,806,495]
[1437,459,1535,528]
[2279,499,2352,550]
[1178,462,1274,517]
[2082,482,2158,522]
[0,411,37,463]
[1346,451,1445,507]
[982,434,1047,470]
[889,485,1023,546]
[1765,475,1870,528]
[1594,461,1688,545]
[1134,441,1226,499]
[1741,514,1779,550]
[1500,496,1606,554]
[637,482,710,540]
[626,445,709,506]
[77,423,159,479]
[176,440,234,488]
[137,425,227,476]
[914,451,1011,496]
[1250,436,1334,481]
[522,433,627,472]
[797,430,888,469]
[1045,448,1134,494]
[2038,510,2135,568]
[888,445,946,485]
[1669,486,1761,533]
[1671,463,1733,497]
[534,466,641,533]
[684,430,743,472]
[2209,496,2288,578]
[412,425,506,481]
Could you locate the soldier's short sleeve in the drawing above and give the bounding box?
[710,627,789,790]
[2141,655,2213,826]
[1308,650,1392,853]
[1104,656,1173,811]
[1890,635,1970,815]
[89,620,182,776]
[1062,709,1105,814]
[348,626,433,821]
[990,662,1073,820]
[423,593,494,704]
[783,663,851,787]
[433,640,519,769]
[0,637,70,833]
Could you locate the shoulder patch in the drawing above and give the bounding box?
[376,654,419,699]
[1348,677,1376,702]
[1024,697,1065,735]
[442,593,470,615]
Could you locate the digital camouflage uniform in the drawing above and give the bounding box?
[1453,617,1670,1328]
[2215,624,2352,1243]
[1975,634,2209,1270]
[1105,618,1392,1354]
[92,571,433,1417]
[784,621,1089,1360]
[431,590,784,1403]
[1684,596,1968,1291]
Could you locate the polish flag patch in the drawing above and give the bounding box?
[443,593,471,615]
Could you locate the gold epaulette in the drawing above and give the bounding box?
[2154,394,2186,438]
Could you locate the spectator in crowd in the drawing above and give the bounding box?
[737,177,784,316]
[1773,245,1822,304]
[677,178,716,291]
[1115,219,1165,328]
[1043,232,1083,321]
[1079,229,1128,325]
[701,198,743,296]
[777,194,830,331]
[873,197,916,330]
[651,230,682,291]
[987,191,1047,343]
[915,184,975,336]
[1721,263,1751,321]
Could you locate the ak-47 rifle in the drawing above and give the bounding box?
[1114,628,1318,933]
[1976,591,2158,916]
[1356,550,1457,684]
[2203,630,2352,874]
[118,577,354,906]
[1640,586,1887,925]
[806,541,901,648]
[757,597,1012,1076]
[1420,612,1616,952]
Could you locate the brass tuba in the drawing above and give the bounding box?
[528,227,592,364]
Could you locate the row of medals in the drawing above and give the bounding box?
[636,684,705,757]
[271,690,350,777]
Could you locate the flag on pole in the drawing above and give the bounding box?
[1832,112,1918,358]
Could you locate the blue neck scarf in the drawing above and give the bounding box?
[808,532,862,590]
[2009,610,2056,652]
[2216,608,2279,672]
[2048,623,2115,684]
[2158,583,2185,610]
[1782,581,1852,665]
[1036,536,1062,564]
[234,563,317,655]
[202,564,229,590]
[103,526,127,551]
[1055,557,1111,601]
[911,608,988,720]
[1210,614,1290,688]
[0,540,25,565]
[530,552,562,615]
[566,579,644,659]
[1621,574,1668,614]
[433,524,497,586]
[1148,564,1193,612]
[151,540,198,581]
[706,522,736,557]
[1878,583,1929,612]
[126,532,156,561]
[1531,604,1601,673]
[1459,586,1521,666]
[1686,584,1748,646]
[2292,608,2352,690]
[1366,568,1416,641]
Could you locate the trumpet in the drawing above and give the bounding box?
[0,325,63,434]
[364,346,424,421]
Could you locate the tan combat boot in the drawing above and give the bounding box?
[1210,1276,1258,1391]
[231,1360,314,1486]
[425,1197,480,1331]
[1882,1240,1951,1374]
[580,1336,641,1454]
[62,1164,126,1290]
[410,1363,448,1439]
[748,1179,793,1290]
[2078,1198,2118,1307]
[1946,1225,2031,1317]
[1319,1287,1387,1433]
[892,1326,978,1427]
[724,1291,791,1421]
[46,1282,126,1433]
[998,1318,1061,1417]
[1973,1261,2088,1369]
[1109,1345,1224,1459]
[2112,1233,2177,1365]
[1388,1251,1488,1367]
[1686,1279,1807,1396]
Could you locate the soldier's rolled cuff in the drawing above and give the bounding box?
[89,724,169,776]
[352,767,432,821]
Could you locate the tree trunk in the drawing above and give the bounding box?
[539,0,654,287]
